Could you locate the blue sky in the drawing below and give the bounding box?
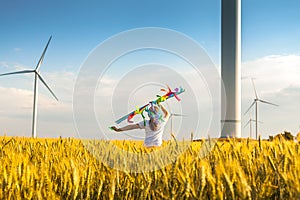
[242,0,300,60]
[1,0,300,67]
[1,0,220,69]
[0,0,300,138]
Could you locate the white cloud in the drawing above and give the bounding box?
[242,54,300,137]
[13,48,22,52]
[41,71,76,99]
[1,54,300,139]
[243,54,300,93]
[96,75,118,97]
[0,61,9,68]
[0,70,76,138]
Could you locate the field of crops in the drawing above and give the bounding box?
[0,136,299,199]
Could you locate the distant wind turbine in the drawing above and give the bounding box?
[244,79,278,140]
[244,117,263,139]
[169,113,186,134]
[0,36,58,138]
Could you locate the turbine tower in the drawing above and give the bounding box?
[244,117,262,139]
[0,36,58,138]
[221,0,241,138]
[244,79,278,139]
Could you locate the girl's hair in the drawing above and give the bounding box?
[148,105,163,131]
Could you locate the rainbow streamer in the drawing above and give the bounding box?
[115,86,185,124]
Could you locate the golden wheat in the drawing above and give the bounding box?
[0,136,299,199]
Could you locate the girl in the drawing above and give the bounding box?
[111,103,170,147]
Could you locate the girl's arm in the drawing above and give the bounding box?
[111,124,140,132]
[159,104,170,119]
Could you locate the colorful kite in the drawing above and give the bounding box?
[114,86,185,125]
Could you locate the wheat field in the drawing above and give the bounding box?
[0,136,299,199]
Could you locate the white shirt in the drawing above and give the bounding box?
[138,119,167,147]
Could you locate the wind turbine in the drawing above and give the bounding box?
[0,36,58,138]
[244,79,278,139]
[169,113,186,134]
[244,117,263,139]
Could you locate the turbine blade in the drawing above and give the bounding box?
[35,36,52,71]
[251,119,263,124]
[37,73,58,101]
[243,120,250,128]
[244,101,256,115]
[0,70,35,76]
[251,78,258,99]
[258,99,278,106]
[171,113,187,117]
